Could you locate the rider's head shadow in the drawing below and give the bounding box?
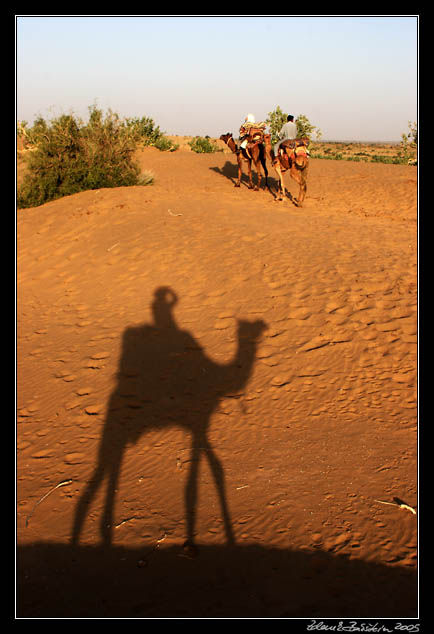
[72,286,267,552]
[152,286,178,327]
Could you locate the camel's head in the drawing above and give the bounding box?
[219,133,233,144]
[237,319,268,342]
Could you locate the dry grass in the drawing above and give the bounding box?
[310,140,417,164]
[164,137,417,164]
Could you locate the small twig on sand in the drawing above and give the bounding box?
[115,516,137,528]
[25,479,73,527]
[168,209,182,217]
[374,497,416,515]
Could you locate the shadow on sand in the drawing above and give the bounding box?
[17,541,417,618]
[210,162,300,204]
[71,286,266,554]
[210,161,277,194]
[17,287,418,618]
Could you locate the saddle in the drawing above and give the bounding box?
[278,138,309,165]
[239,122,266,146]
[280,137,309,151]
[247,127,266,144]
[238,123,266,159]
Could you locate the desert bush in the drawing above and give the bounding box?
[188,136,222,153]
[17,117,48,148]
[123,116,178,151]
[17,106,152,208]
[407,121,417,146]
[124,115,162,145]
[397,121,418,165]
[154,136,179,152]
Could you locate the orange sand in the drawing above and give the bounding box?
[17,146,417,618]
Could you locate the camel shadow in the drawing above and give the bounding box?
[71,286,267,553]
[211,162,284,199]
[210,161,251,188]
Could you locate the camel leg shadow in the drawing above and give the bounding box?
[185,433,235,555]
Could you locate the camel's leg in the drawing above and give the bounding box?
[101,456,123,546]
[252,147,267,191]
[235,155,243,187]
[205,442,235,545]
[72,427,124,546]
[246,159,254,189]
[185,444,201,547]
[252,158,261,190]
[290,163,308,207]
[71,463,106,546]
[254,148,269,191]
[274,163,286,201]
[298,168,307,206]
[261,156,269,190]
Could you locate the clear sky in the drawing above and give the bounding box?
[16,15,418,142]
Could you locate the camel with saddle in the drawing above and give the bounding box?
[220,120,269,191]
[264,134,309,206]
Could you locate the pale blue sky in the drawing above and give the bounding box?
[16,15,418,142]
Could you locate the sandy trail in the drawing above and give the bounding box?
[17,147,417,618]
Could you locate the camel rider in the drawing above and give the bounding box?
[236,113,256,151]
[273,114,297,162]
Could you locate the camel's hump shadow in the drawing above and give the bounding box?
[72,286,267,551]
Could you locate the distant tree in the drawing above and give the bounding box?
[398,120,418,165]
[266,106,322,144]
[265,106,287,145]
[407,121,417,146]
[295,114,322,142]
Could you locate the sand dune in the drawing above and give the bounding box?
[17,147,417,618]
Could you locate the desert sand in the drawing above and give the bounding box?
[17,144,417,618]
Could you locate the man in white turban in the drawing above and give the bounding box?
[237,113,256,150]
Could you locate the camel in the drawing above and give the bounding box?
[264,134,309,206]
[71,287,267,555]
[220,132,269,191]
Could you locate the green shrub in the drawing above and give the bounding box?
[17,106,152,208]
[295,114,322,141]
[124,115,163,146]
[188,136,222,153]
[154,136,179,152]
[265,106,287,145]
[266,107,322,145]
[123,116,178,152]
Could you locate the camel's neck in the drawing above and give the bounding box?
[227,136,237,154]
[262,134,272,158]
[227,331,260,393]
[241,341,258,369]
